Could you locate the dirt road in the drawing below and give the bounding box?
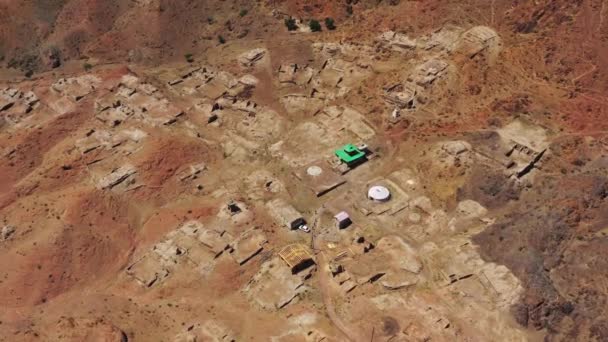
[312,205,364,342]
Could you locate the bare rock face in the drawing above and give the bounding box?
[442,141,471,155]
[231,229,267,265]
[0,225,15,241]
[376,235,422,274]
[448,200,488,233]
[456,26,502,61]
[243,257,308,310]
[380,272,418,290]
[48,317,128,342]
[377,31,417,52]
[174,320,236,342]
[237,48,268,68]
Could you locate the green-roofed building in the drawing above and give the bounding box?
[335,144,366,166]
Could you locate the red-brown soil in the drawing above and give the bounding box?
[1,1,607,341]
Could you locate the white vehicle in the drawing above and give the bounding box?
[298,224,310,233]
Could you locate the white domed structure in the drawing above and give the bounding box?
[368,185,391,202]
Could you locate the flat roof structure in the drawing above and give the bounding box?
[266,198,306,230]
[294,160,346,197]
[335,144,366,165]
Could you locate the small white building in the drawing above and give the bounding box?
[334,211,352,229]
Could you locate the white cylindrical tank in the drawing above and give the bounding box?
[368,185,391,202]
[306,165,323,176]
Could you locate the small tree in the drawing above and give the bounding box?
[284,18,297,31]
[83,63,93,71]
[309,19,322,32]
[325,18,336,30]
[218,35,226,44]
[346,5,353,16]
[184,53,194,63]
[239,9,248,17]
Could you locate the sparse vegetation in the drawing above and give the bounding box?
[7,58,17,69]
[207,16,215,24]
[185,53,194,63]
[8,54,40,73]
[239,9,248,17]
[346,5,354,16]
[218,35,226,44]
[48,46,62,68]
[325,18,336,30]
[285,18,298,31]
[309,19,322,32]
[83,63,93,71]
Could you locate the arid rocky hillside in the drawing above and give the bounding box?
[1,1,607,341]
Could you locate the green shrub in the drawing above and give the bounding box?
[185,53,194,63]
[218,35,226,44]
[309,19,322,32]
[346,5,353,16]
[285,18,297,31]
[239,9,248,17]
[325,18,336,30]
[83,63,93,71]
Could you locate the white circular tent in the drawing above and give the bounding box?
[368,185,391,202]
